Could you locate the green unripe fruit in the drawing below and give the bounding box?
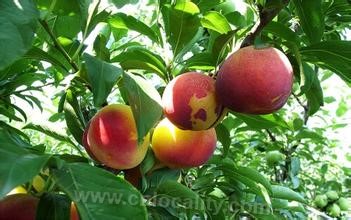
[337,197,350,211]
[314,194,328,208]
[326,191,339,201]
[265,150,285,166]
[327,203,341,217]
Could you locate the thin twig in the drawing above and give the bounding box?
[2,82,57,97]
[241,0,291,48]
[292,92,310,124]
[39,19,79,72]
[266,129,276,142]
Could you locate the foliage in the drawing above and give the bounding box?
[0,0,350,219]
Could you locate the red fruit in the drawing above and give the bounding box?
[0,194,39,220]
[82,122,98,161]
[151,118,217,168]
[162,72,224,130]
[0,194,80,220]
[216,46,293,114]
[87,104,149,170]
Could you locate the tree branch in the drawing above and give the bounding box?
[292,92,310,124]
[266,129,276,142]
[241,1,290,48]
[39,19,79,72]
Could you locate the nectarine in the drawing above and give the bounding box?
[0,194,80,220]
[87,104,149,169]
[6,186,27,195]
[0,194,38,220]
[216,46,293,114]
[151,118,217,168]
[82,122,98,161]
[162,72,224,130]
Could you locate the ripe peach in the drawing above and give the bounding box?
[82,122,98,161]
[87,104,149,170]
[70,202,80,220]
[151,118,217,168]
[162,72,224,130]
[216,46,293,114]
[0,194,38,220]
[0,194,80,220]
[6,186,27,195]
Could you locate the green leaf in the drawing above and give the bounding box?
[0,128,50,198]
[233,113,289,130]
[290,158,301,183]
[23,123,76,147]
[64,104,84,145]
[65,89,85,126]
[295,129,324,142]
[147,206,178,220]
[0,121,29,141]
[147,168,181,189]
[123,72,162,143]
[0,105,22,122]
[52,162,147,220]
[220,165,272,205]
[336,99,348,117]
[24,47,69,72]
[215,123,231,157]
[235,166,273,195]
[184,52,216,70]
[156,180,206,216]
[161,2,201,58]
[112,47,167,79]
[108,0,138,8]
[211,30,236,65]
[140,149,155,174]
[36,0,80,16]
[197,0,224,12]
[93,34,110,61]
[263,21,299,44]
[0,0,38,70]
[0,99,27,122]
[83,53,123,107]
[304,76,323,116]
[201,11,231,34]
[271,185,306,203]
[191,173,215,190]
[17,94,43,112]
[36,193,71,220]
[299,62,316,94]
[293,0,324,43]
[293,118,304,131]
[53,14,81,39]
[300,41,351,84]
[109,13,160,44]
[79,0,100,32]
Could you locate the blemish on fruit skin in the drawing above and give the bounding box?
[271,94,283,104]
[194,108,207,121]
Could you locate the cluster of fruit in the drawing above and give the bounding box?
[82,45,293,171]
[314,191,350,218]
[0,46,293,220]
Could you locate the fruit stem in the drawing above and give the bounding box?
[240,0,291,48]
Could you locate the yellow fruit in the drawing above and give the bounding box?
[6,186,27,195]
